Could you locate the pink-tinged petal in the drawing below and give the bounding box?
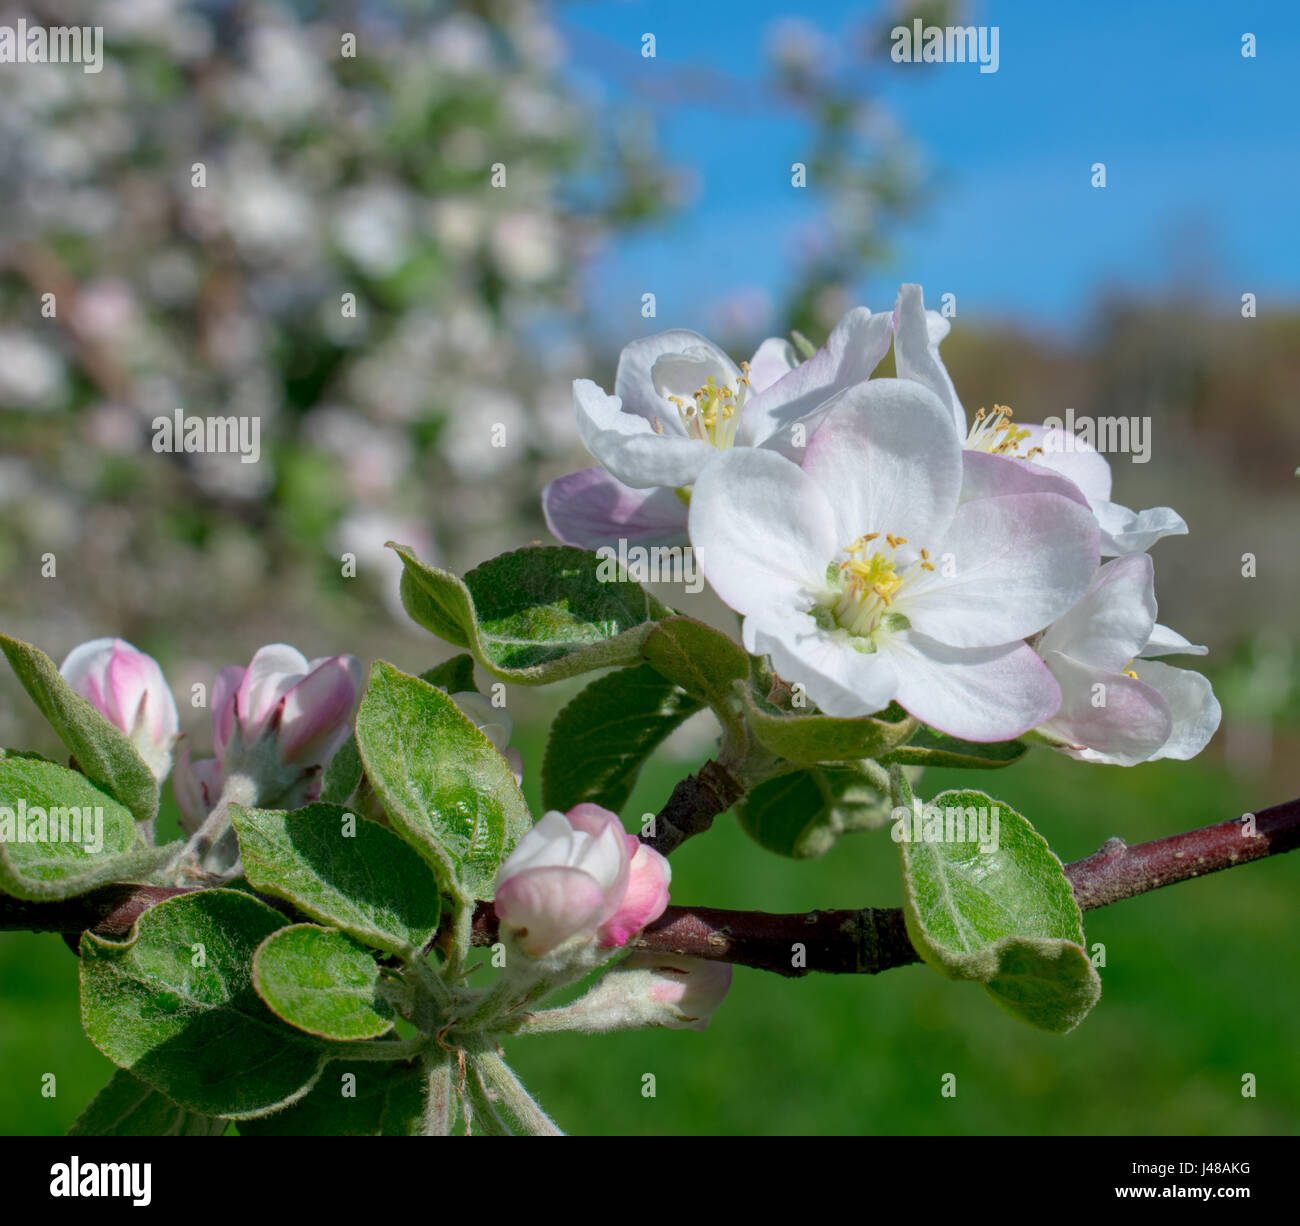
[497,810,581,878]
[542,467,689,550]
[747,610,901,718]
[573,378,713,489]
[1130,660,1220,761]
[1141,623,1208,658]
[738,306,893,449]
[494,866,612,956]
[640,956,733,1030]
[59,638,116,695]
[902,492,1099,647]
[690,447,838,617]
[599,839,671,947]
[173,746,225,836]
[1037,555,1156,673]
[959,450,1089,508]
[1023,424,1113,503]
[1092,500,1188,556]
[801,379,964,552]
[277,656,360,766]
[1038,652,1173,766]
[211,665,245,759]
[882,634,1063,742]
[236,644,310,742]
[614,331,739,424]
[892,284,965,436]
[746,336,798,394]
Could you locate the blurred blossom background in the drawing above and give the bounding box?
[1,0,1297,1136]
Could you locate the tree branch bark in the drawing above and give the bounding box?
[3,798,1296,979]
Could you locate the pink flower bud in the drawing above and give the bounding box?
[599,835,671,948]
[59,637,179,782]
[172,746,225,836]
[212,644,360,770]
[626,953,733,1030]
[495,805,632,957]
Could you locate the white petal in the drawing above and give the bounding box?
[1023,424,1113,503]
[880,633,1063,742]
[690,447,837,618]
[1141,623,1208,658]
[1131,660,1221,761]
[800,378,963,551]
[1036,555,1156,672]
[1093,500,1188,556]
[497,810,580,878]
[614,330,739,423]
[892,284,965,436]
[737,306,893,449]
[746,336,798,393]
[1038,652,1173,766]
[902,492,1099,647]
[573,378,713,489]
[746,610,900,718]
[542,467,689,549]
[959,450,1089,508]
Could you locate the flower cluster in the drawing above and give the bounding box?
[546,285,1220,763]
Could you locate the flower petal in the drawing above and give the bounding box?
[1141,623,1208,657]
[614,331,740,424]
[1093,499,1188,556]
[800,378,964,551]
[746,336,798,393]
[542,466,689,550]
[1038,652,1173,766]
[880,632,1063,741]
[1036,555,1157,673]
[690,447,837,618]
[746,610,900,718]
[1024,424,1113,503]
[573,378,714,489]
[892,284,965,435]
[902,492,1099,647]
[1130,659,1221,760]
[494,866,611,956]
[737,306,893,450]
[959,449,1089,508]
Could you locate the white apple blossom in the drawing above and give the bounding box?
[892,283,1187,556]
[544,306,896,549]
[689,378,1100,740]
[1033,555,1221,765]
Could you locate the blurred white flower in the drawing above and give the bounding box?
[0,331,67,410]
[491,212,561,284]
[333,185,413,277]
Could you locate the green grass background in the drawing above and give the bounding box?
[1,722,1295,1136]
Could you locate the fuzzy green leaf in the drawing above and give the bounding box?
[237,1060,424,1136]
[393,543,673,684]
[80,889,324,1119]
[354,662,531,900]
[69,1069,228,1137]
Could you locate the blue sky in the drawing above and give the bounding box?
[559,0,1299,340]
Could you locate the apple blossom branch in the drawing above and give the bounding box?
[2,796,1296,977]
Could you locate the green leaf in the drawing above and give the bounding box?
[232,803,441,957]
[880,725,1027,770]
[253,924,395,1041]
[542,664,704,814]
[0,633,159,823]
[69,1069,228,1137]
[741,683,917,765]
[354,661,531,900]
[237,1060,424,1136]
[80,889,325,1118]
[421,654,478,694]
[319,734,363,806]
[641,616,747,704]
[393,543,674,684]
[892,773,1101,1034]
[737,763,891,858]
[0,757,175,900]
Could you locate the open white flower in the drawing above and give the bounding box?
[689,378,1100,740]
[893,283,1187,556]
[1033,554,1221,764]
[543,308,895,549]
